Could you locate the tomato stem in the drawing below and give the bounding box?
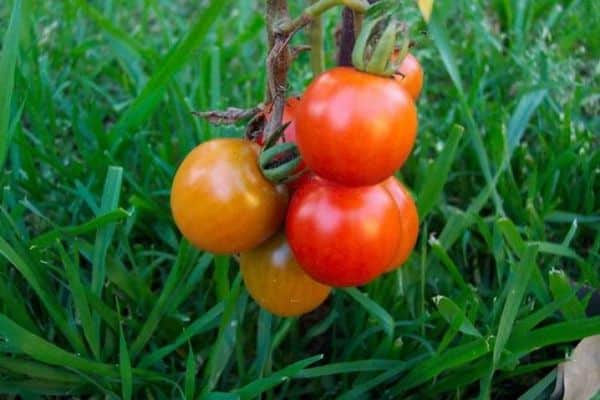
[352,13,405,77]
[259,142,304,184]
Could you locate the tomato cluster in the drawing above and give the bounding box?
[170,53,423,317]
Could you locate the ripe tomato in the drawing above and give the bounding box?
[394,53,424,100]
[171,138,288,253]
[240,232,331,317]
[257,97,300,146]
[286,177,402,287]
[295,67,418,186]
[382,177,419,271]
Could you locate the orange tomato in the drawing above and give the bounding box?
[382,177,419,270]
[170,138,288,253]
[240,232,330,317]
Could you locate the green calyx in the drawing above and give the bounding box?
[259,142,304,184]
[352,16,407,77]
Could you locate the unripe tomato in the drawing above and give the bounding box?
[240,232,331,317]
[394,53,424,100]
[382,177,419,271]
[295,67,418,186]
[171,138,288,253]
[286,177,402,287]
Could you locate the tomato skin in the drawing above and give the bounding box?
[295,67,418,186]
[257,97,300,146]
[240,232,331,317]
[394,53,424,100]
[286,177,402,287]
[170,138,288,253]
[382,177,420,271]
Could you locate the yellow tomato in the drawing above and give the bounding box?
[240,233,331,317]
[170,138,288,253]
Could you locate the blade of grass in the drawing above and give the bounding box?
[0,314,116,377]
[137,302,223,368]
[184,343,197,400]
[493,245,538,365]
[130,240,198,357]
[233,355,323,399]
[507,316,600,356]
[343,287,394,337]
[548,269,586,320]
[0,0,22,169]
[417,124,464,217]
[56,241,100,359]
[388,337,493,395]
[517,369,557,400]
[507,90,547,154]
[119,320,133,400]
[32,208,130,247]
[108,0,231,148]
[0,355,82,383]
[200,275,243,396]
[434,295,482,337]
[0,237,87,355]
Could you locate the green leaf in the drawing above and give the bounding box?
[434,296,481,337]
[343,287,394,337]
[417,124,464,218]
[296,359,405,379]
[0,0,22,169]
[494,245,538,365]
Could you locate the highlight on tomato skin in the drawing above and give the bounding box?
[381,176,420,271]
[240,232,331,317]
[170,138,288,254]
[393,52,424,100]
[294,67,418,187]
[285,176,402,287]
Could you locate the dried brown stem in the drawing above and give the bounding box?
[193,106,262,125]
[264,0,292,143]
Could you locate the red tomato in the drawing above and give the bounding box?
[257,97,300,146]
[295,67,418,186]
[382,177,419,271]
[286,177,402,287]
[171,138,288,253]
[394,53,424,100]
[240,232,331,317]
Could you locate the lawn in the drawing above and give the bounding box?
[0,0,599,398]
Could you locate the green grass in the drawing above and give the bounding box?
[1,0,599,398]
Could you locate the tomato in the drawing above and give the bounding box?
[170,138,288,253]
[286,177,402,287]
[240,232,331,317]
[295,67,418,186]
[382,177,419,271]
[257,97,300,146]
[393,53,424,100]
